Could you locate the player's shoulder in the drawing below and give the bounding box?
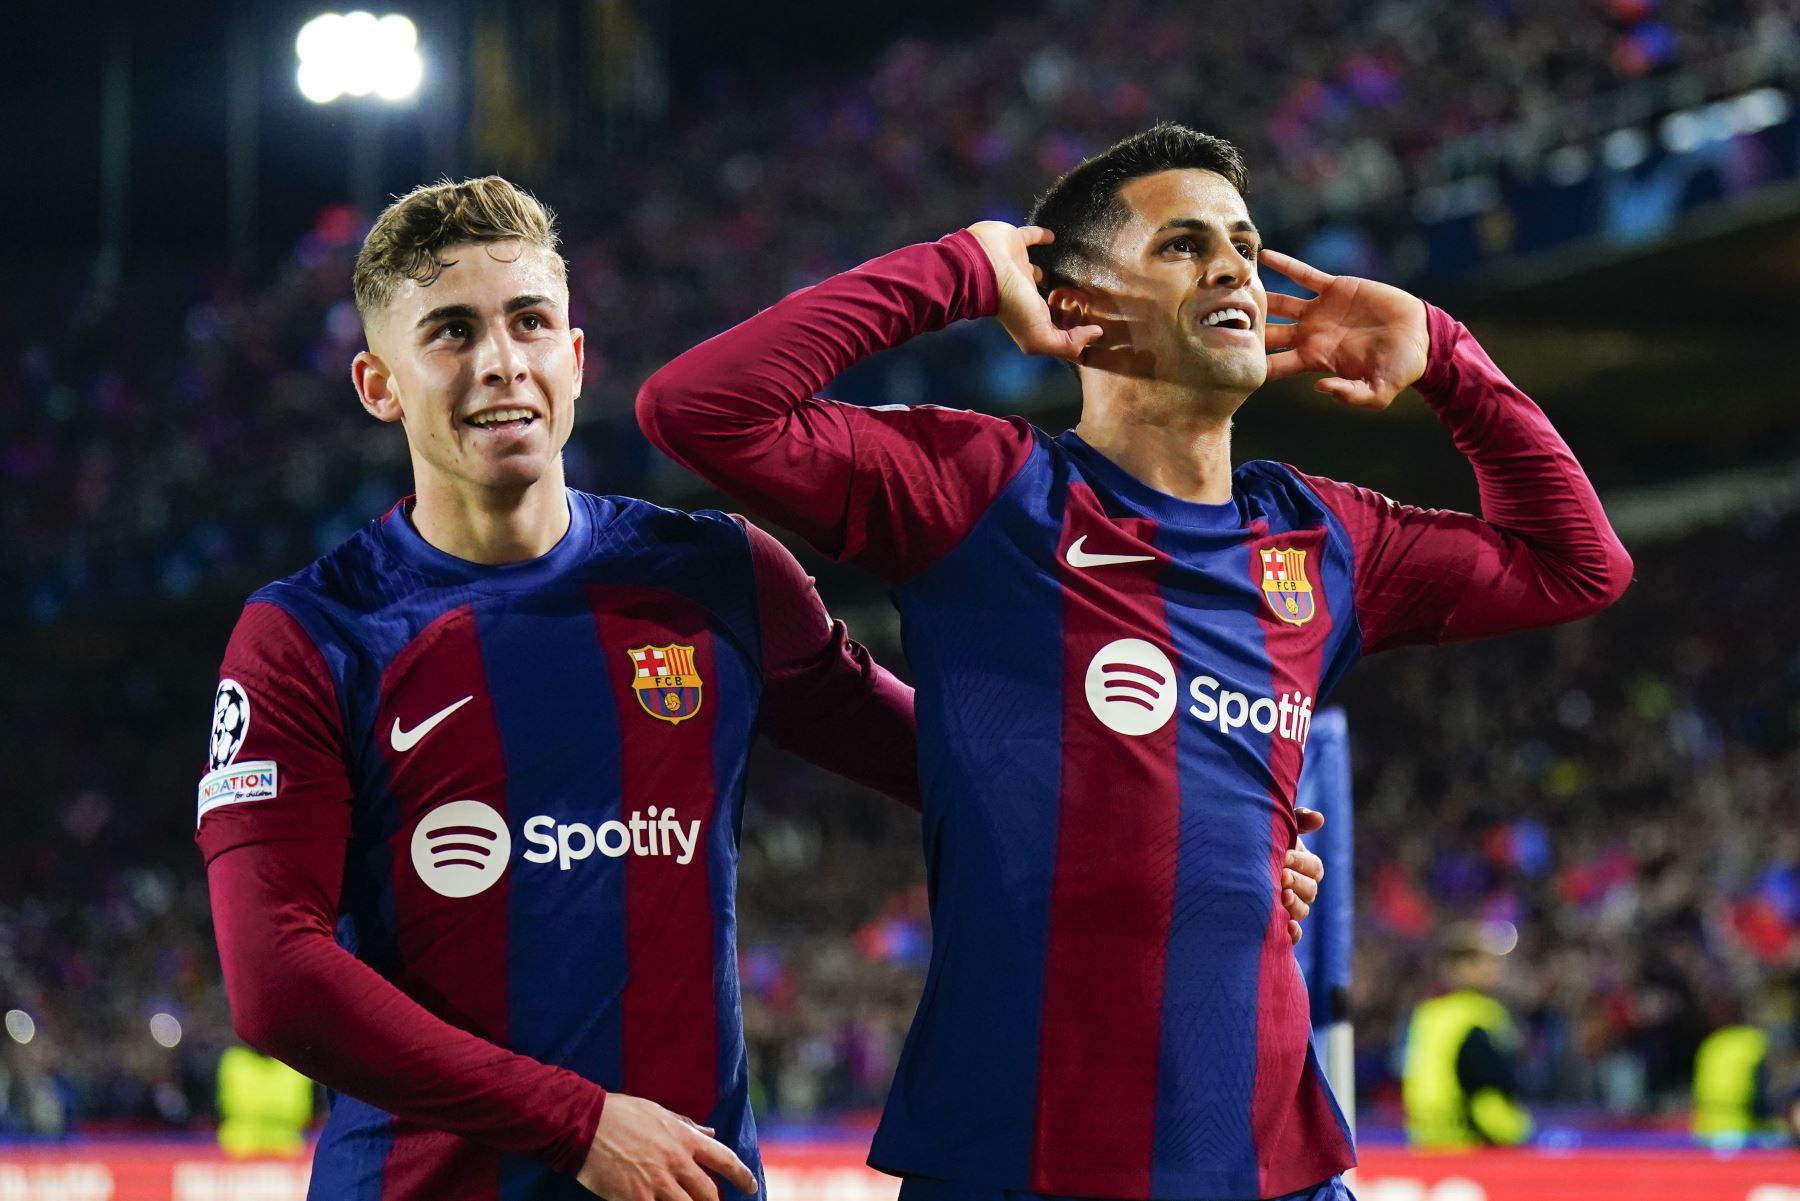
[246,503,408,614]
[580,492,768,626]
[1234,459,1353,521]
[580,489,753,554]
[230,500,421,664]
[859,401,1041,448]
[990,418,1079,480]
[1236,461,1406,569]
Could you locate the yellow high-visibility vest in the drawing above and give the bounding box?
[1403,989,1532,1149]
[217,1045,313,1157]
[1692,1025,1769,1139]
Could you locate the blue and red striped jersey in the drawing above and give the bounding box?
[197,489,916,1200]
[638,233,1630,1198]
[873,439,1357,1197]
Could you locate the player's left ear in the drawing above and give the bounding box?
[352,350,404,424]
[569,327,585,402]
[1047,285,1096,332]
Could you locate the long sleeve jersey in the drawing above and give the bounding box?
[198,491,917,1200]
[636,232,1631,1199]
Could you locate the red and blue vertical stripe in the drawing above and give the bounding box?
[275,493,766,1201]
[873,438,1358,1199]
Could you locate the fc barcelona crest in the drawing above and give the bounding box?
[1258,547,1316,627]
[627,644,704,724]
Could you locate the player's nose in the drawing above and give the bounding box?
[476,326,528,387]
[1201,250,1248,291]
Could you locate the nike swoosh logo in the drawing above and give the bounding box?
[1066,535,1157,569]
[391,696,474,753]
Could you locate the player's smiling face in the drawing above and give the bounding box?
[355,240,583,498]
[1097,169,1268,399]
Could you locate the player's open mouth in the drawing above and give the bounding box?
[466,407,539,431]
[1199,306,1254,332]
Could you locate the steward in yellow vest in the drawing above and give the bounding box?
[217,1045,314,1157]
[1692,1024,1774,1141]
[1403,924,1532,1149]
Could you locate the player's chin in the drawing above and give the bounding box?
[467,449,558,491]
[1190,346,1267,393]
[1230,354,1269,392]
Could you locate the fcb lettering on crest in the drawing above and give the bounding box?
[1258,546,1316,626]
[627,643,704,724]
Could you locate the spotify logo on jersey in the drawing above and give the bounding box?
[1084,638,1178,736]
[411,799,512,898]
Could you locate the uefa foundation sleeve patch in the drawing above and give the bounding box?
[198,677,277,826]
[196,761,279,826]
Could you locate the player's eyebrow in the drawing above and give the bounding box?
[415,303,477,332]
[414,294,556,331]
[1154,218,1262,240]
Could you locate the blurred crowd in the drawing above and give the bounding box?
[1342,504,1800,1122]
[4,0,1795,624]
[3,0,1798,1139]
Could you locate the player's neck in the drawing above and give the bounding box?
[1074,383,1238,505]
[409,468,572,565]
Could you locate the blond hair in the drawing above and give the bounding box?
[353,176,565,320]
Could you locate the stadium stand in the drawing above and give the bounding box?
[6,0,1795,623]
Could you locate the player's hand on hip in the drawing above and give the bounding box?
[1284,808,1325,946]
[965,221,1103,362]
[576,1092,757,1201]
[1259,248,1430,410]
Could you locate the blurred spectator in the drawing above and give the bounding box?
[1402,921,1533,1147]
[217,1046,313,1157]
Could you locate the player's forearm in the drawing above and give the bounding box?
[766,657,921,810]
[1416,304,1633,630]
[209,841,605,1174]
[737,515,922,806]
[635,233,997,520]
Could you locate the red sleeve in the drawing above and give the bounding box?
[737,517,919,808]
[638,232,1035,581]
[1297,304,1633,654]
[199,602,605,1172]
[208,841,607,1172]
[195,601,353,862]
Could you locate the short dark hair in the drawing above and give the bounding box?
[1026,123,1249,294]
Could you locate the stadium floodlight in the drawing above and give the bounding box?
[296,11,423,104]
[4,1009,34,1045]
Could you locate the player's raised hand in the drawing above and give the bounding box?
[1259,248,1430,410]
[964,221,1104,361]
[577,1093,757,1201]
[1284,808,1326,946]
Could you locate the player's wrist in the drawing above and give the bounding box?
[942,227,1003,321]
[1410,301,1462,400]
[550,1083,611,1176]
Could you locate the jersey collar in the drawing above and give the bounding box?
[1055,431,1246,531]
[379,487,595,587]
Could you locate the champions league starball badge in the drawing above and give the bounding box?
[209,679,251,770]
